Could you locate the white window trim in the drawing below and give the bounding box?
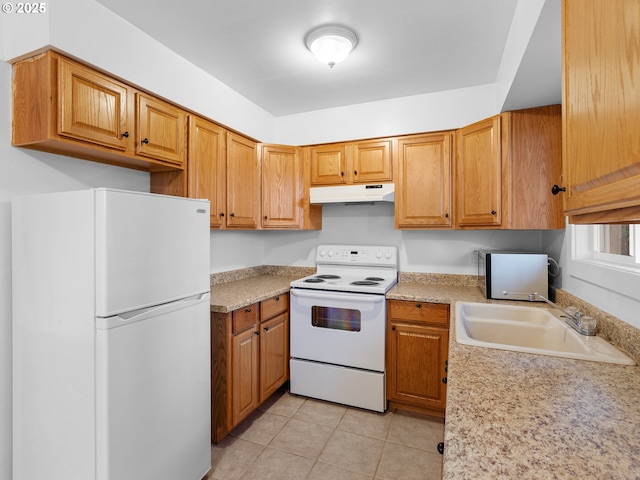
[569,224,640,301]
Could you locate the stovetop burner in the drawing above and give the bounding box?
[365,277,385,281]
[304,278,325,283]
[351,280,380,286]
[316,275,341,279]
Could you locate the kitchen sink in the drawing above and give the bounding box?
[455,302,636,365]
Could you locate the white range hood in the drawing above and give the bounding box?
[310,183,395,204]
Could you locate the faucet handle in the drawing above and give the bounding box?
[578,316,597,335]
[565,306,580,318]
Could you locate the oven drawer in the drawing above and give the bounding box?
[232,303,259,333]
[260,294,288,320]
[388,300,449,326]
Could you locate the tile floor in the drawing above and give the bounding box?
[204,390,444,480]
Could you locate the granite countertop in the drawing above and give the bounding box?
[389,281,640,480]
[211,271,640,478]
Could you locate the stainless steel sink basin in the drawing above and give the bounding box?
[455,302,635,365]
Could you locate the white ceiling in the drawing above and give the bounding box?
[95,0,560,117]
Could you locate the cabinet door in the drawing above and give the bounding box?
[351,140,392,183]
[188,116,226,228]
[395,133,452,228]
[261,144,302,228]
[387,320,448,412]
[227,132,260,228]
[563,0,640,223]
[310,144,347,185]
[455,116,502,227]
[232,327,259,426]
[136,93,186,166]
[58,57,130,150]
[259,312,289,402]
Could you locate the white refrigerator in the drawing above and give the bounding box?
[12,188,212,480]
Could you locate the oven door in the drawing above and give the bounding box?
[290,288,385,372]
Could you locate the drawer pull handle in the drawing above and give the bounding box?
[416,304,422,308]
[142,138,149,144]
[245,308,251,313]
[442,377,448,384]
[122,131,129,138]
[275,296,280,301]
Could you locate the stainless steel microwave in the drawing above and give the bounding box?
[478,250,548,301]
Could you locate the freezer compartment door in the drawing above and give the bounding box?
[95,293,211,480]
[95,189,210,316]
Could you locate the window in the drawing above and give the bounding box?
[593,225,639,268]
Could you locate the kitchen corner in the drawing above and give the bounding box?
[211,268,640,479]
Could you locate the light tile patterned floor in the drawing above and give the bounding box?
[205,390,444,480]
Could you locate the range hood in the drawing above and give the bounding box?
[310,183,395,204]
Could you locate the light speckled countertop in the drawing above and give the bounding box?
[211,271,640,478]
[388,282,640,480]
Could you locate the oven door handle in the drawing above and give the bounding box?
[290,289,385,304]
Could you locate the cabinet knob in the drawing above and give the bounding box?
[391,325,396,331]
[254,330,259,336]
[264,215,268,220]
[219,212,225,217]
[275,296,280,301]
[340,171,344,177]
[245,308,251,313]
[445,213,449,218]
[354,170,358,176]
[442,377,448,384]
[416,303,422,308]
[551,184,566,195]
[141,138,149,144]
[264,326,269,332]
[122,131,129,138]
[491,210,496,215]
[230,213,235,218]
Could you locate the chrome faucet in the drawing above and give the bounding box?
[502,291,597,336]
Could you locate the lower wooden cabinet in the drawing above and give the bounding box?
[386,300,450,417]
[211,294,289,443]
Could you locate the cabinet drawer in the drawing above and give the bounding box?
[260,294,289,320]
[388,300,449,326]
[232,303,259,334]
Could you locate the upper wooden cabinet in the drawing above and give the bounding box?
[562,0,640,223]
[261,144,303,229]
[187,116,227,228]
[12,50,185,172]
[136,93,186,166]
[226,132,261,229]
[455,105,564,230]
[309,138,393,186]
[395,132,453,229]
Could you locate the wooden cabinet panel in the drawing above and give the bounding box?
[231,326,259,426]
[351,140,392,183]
[259,312,289,402]
[58,58,129,150]
[136,93,186,166]
[227,132,260,228]
[232,303,259,334]
[211,294,289,444]
[261,144,302,228]
[187,116,226,228]
[386,300,449,416]
[12,50,186,172]
[563,0,640,223]
[454,106,563,230]
[310,144,347,185]
[455,116,503,227]
[395,133,452,229]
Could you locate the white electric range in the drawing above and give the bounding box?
[289,244,398,412]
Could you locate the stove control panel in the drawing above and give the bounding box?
[316,245,398,266]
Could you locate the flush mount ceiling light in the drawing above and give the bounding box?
[305,25,358,68]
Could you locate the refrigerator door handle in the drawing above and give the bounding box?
[96,292,210,330]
